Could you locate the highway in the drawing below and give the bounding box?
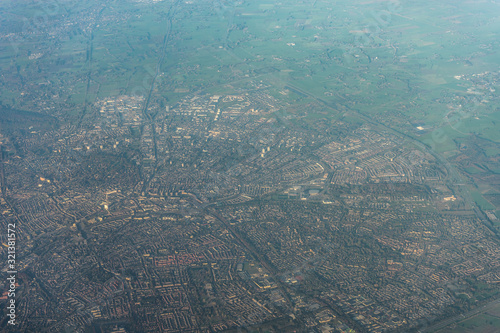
[419,298,500,332]
[140,0,180,193]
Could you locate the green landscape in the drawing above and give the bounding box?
[0,0,499,332]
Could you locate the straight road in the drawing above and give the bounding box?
[419,298,500,332]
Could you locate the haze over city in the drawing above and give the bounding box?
[0,0,499,332]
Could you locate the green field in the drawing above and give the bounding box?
[471,190,496,211]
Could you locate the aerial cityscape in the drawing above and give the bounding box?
[0,0,499,332]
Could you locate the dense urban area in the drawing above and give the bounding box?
[0,0,499,332]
